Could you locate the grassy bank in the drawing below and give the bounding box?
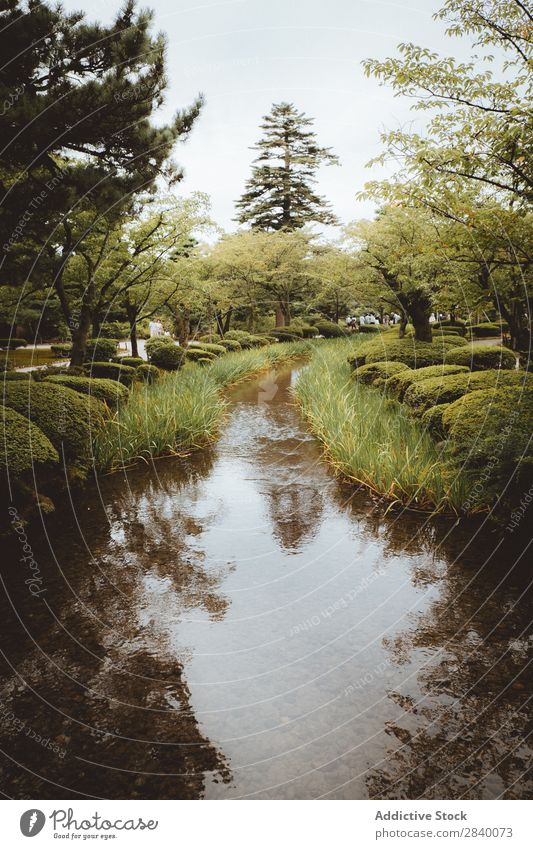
[94,340,313,471]
[293,339,469,512]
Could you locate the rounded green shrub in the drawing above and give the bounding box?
[84,361,137,384]
[314,320,345,338]
[2,381,104,467]
[135,363,160,383]
[445,345,516,371]
[185,347,215,362]
[191,342,226,356]
[148,343,184,371]
[0,405,58,475]
[50,343,72,356]
[403,369,528,413]
[43,375,129,406]
[113,355,144,367]
[145,336,175,357]
[224,330,255,349]
[384,365,470,400]
[363,338,455,369]
[0,338,28,349]
[468,322,503,338]
[353,361,410,386]
[219,339,241,351]
[443,385,533,498]
[358,324,381,334]
[2,371,33,381]
[197,357,213,365]
[85,338,117,362]
[273,326,304,341]
[421,403,451,439]
[433,320,466,335]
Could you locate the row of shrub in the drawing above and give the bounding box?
[349,334,530,508]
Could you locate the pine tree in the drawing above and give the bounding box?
[235,103,339,231]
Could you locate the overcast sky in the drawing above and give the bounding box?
[63,0,474,234]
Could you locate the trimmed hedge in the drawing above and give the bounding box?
[190,342,226,356]
[0,338,27,349]
[84,361,137,385]
[353,361,410,386]
[383,365,470,400]
[223,330,256,349]
[314,320,345,338]
[358,337,461,369]
[85,338,117,361]
[113,355,144,367]
[443,386,533,497]
[2,381,104,467]
[421,403,451,440]
[2,371,33,381]
[445,345,516,371]
[50,343,72,356]
[273,326,304,341]
[468,322,503,338]
[219,339,241,351]
[43,375,129,406]
[185,347,216,362]
[148,343,185,371]
[358,324,381,333]
[433,320,466,335]
[135,363,160,383]
[0,405,58,475]
[403,369,529,413]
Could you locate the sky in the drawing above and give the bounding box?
[62,0,474,235]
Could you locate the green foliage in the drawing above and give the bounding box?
[94,341,311,470]
[445,345,517,371]
[0,338,27,349]
[185,348,216,362]
[191,342,226,356]
[356,336,459,369]
[273,326,304,341]
[433,320,466,335]
[147,342,185,371]
[384,364,469,400]
[421,404,451,440]
[443,386,533,504]
[403,369,528,413]
[294,339,467,511]
[50,343,72,356]
[85,338,117,362]
[84,362,137,385]
[135,363,160,384]
[314,319,345,338]
[2,381,104,468]
[235,102,339,230]
[223,331,260,349]
[468,323,504,338]
[353,361,410,386]
[1,371,33,381]
[358,324,381,334]
[113,356,144,367]
[145,336,173,357]
[43,375,129,406]
[100,321,130,339]
[219,339,242,351]
[0,405,58,475]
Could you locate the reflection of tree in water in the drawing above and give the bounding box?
[0,451,232,798]
[264,477,324,553]
[362,517,533,799]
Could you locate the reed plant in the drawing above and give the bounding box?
[293,340,470,512]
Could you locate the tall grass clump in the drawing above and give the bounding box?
[294,340,469,512]
[95,340,314,470]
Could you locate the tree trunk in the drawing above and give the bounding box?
[69,305,91,367]
[500,300,531,352]
[92,311,102,340]
[223,307,233,334]
[409,302,433,342]
[275,304,286,327]
[175,311,190,346]
[398,314,408,339]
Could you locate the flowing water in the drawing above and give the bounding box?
[0,364,531,799]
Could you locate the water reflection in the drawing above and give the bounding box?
[0,363,530,799]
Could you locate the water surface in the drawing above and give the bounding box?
[1,364,531,799]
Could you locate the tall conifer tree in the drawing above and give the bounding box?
[236,103,339,231]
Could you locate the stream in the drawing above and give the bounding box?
[0,363,531,799]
